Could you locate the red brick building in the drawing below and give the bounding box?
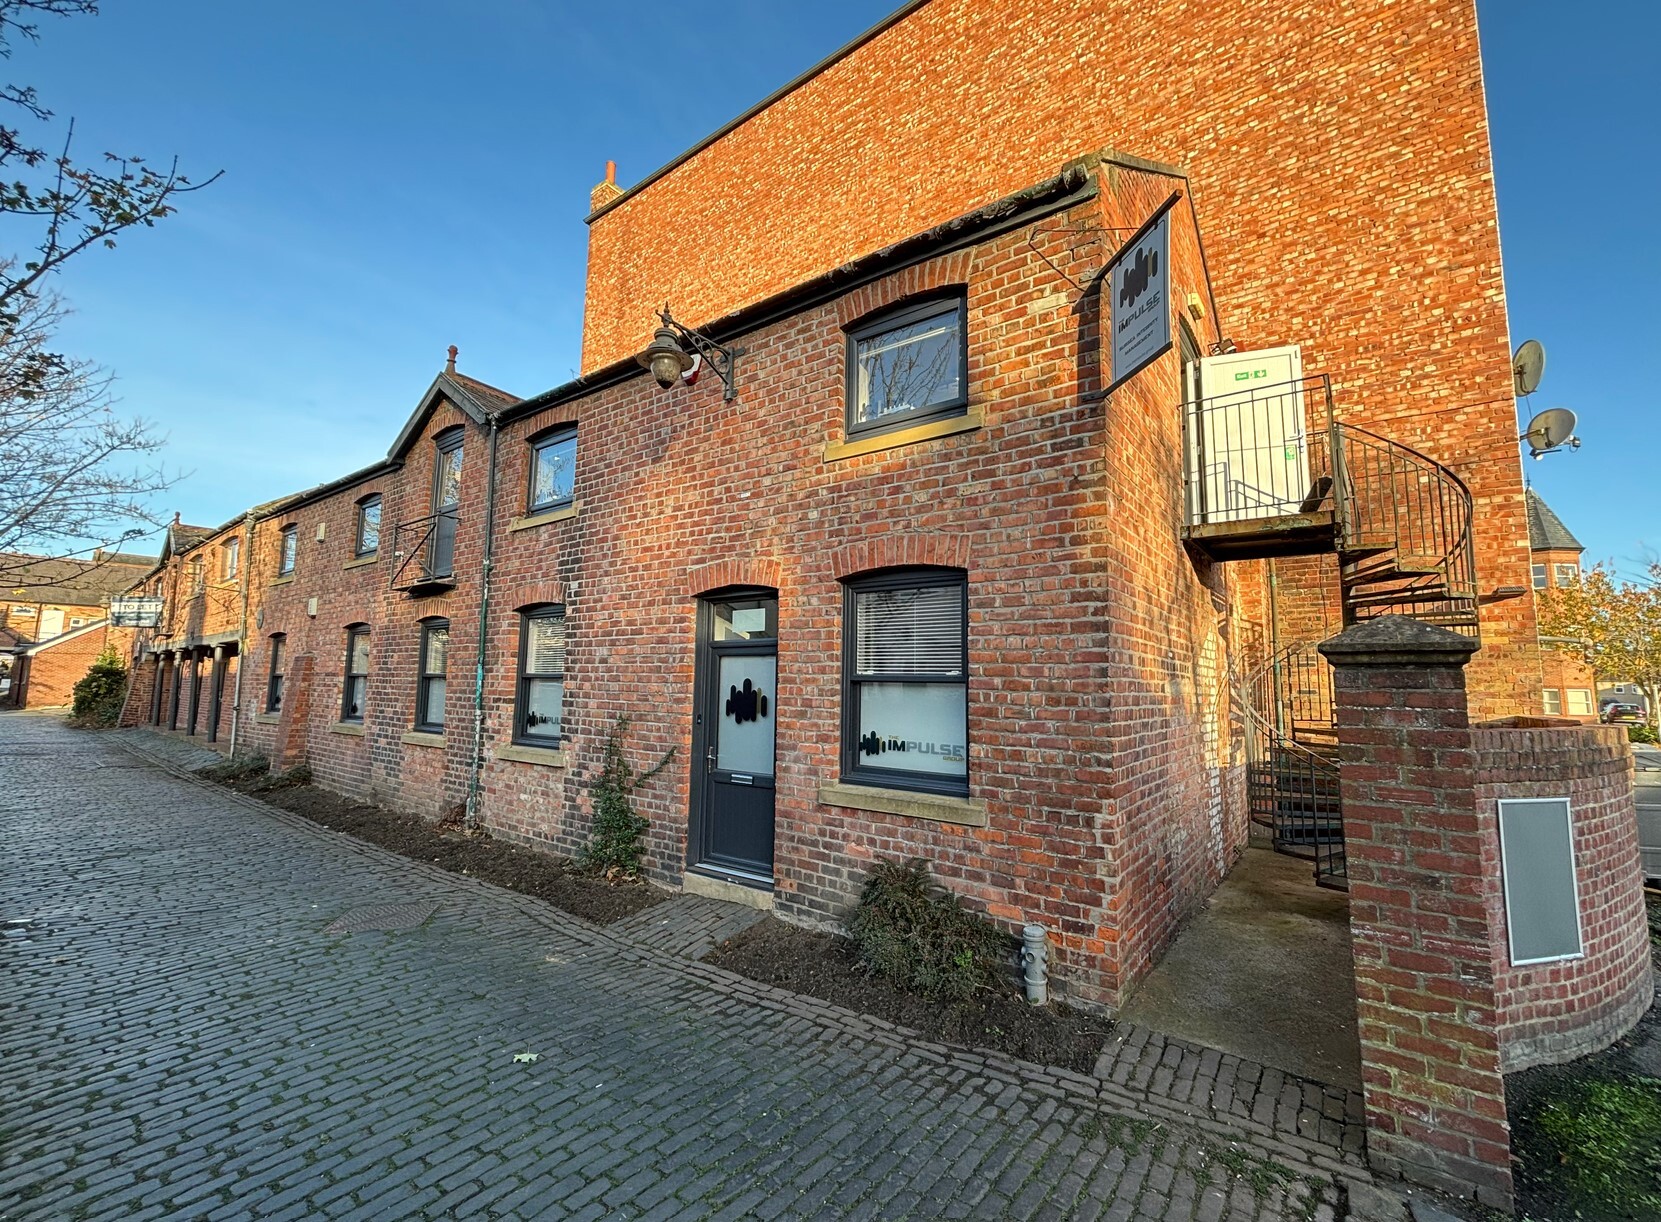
[1526,489,1600,721]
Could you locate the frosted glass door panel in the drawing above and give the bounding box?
[717,655,776,776]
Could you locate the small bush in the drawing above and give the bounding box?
[577,715,674,879]
[1628,723,1658,745]
[848,857,1013,1003]
[200,755,271,784]
[69,648,127,727]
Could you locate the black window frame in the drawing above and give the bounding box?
[526,424,578,515]
[354,494,382,558]
[414,618,449,733]
[844,292,969,440]
[277,525,298,577]
[513,605,566,747]
[341,624,370,723]
[840,567,970,798]
[265,633,285,714]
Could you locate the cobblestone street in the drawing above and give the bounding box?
[1,713,1351,1221]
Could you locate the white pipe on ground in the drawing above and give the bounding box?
[1019,923,1049,1005]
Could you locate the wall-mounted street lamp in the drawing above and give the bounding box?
[635,305,742,402]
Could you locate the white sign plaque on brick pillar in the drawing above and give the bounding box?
[1497,796,1585,965]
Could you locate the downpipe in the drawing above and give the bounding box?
[464,415,500,831]
[1018,924,1049,1005]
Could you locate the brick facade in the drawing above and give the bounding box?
[579,0,1538,720]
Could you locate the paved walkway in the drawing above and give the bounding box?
[2,713,1355,1221]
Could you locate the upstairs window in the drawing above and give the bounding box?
[189,555,205,594]
[1553,562,1579,587]
[223,537,240,580]
[1542,688,1563,716]
[415,619,449,732]
[1531,563,1547,590]
[278,525,298,576]
[842,569,969,796]
[514,606,565,746]
[266,634,285,713]
[528,426,577,515]
[341,625,370,723]
[1566,689,1594,717]
[355,495,382,558]
[846,294,967,438]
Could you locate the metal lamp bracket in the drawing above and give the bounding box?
[666,315,743,402]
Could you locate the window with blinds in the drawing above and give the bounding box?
[516,606,566,745]
[415,619,449,732]
[843,570,968,796]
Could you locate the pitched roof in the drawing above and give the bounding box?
[449,372,519,413]
[1526,489,1583,553]
[0,551,155,606]
[169,522,217,553]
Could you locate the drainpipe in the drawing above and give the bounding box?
[1019,924,1049,1005]
[228,509,256,757]
[465,414,501,830]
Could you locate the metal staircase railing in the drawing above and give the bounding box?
[1245,640,1347,887]
[1191,379,1482,889]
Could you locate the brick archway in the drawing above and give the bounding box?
[686,559,783,597]
[505,579,568,610]
[831,533,971,581]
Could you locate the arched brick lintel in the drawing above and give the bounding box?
[832,533,971,581]
[687,558,783,598]
[833,251,974,328]
[505,579,567,610]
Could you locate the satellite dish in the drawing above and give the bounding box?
[1521,406,1578,459]
[1513,339,1546,396]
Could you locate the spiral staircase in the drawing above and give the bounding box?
[1182,374,1480,888]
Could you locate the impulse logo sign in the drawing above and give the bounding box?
[1106,192,1179,396]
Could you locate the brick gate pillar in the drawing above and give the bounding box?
[1317,617,1513,1210]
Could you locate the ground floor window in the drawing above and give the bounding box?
[1566,688,1594,718]
[416,619,448,731]
[515,606,565,745]
[266,634,285,712]
[842,568,968,796]
[342,626,369,722]
[1542,688,1562,716]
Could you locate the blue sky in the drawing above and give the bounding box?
[11,1,1654,572]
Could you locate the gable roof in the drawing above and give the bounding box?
[387,370,522,462]
[1526,489,1583,553]
[0,551,155,606]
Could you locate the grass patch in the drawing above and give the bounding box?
[1522,1074,1661,1219]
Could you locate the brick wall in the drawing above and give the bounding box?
[1474,722,1655,1071]
[580,0,1537,719]
[14,625,109,708]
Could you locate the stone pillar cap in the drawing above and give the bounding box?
[1316,615,1480,667]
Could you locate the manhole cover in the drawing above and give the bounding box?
[324,900,440,935]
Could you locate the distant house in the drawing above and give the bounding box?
[0,549,154,709]
[1526,489,1601,722]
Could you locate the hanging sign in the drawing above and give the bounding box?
[109,596,164,628]
[1104,191,1181,396]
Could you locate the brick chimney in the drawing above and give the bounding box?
[589,159,623,213]
[445,344,458,374]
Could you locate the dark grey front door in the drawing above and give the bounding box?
[691,593,778,882]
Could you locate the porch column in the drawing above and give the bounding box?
[168,653,183,730]
[149,653,166,725]
[207,645,227,743]
[1318,617,1511,1211]
[186,649,202,736]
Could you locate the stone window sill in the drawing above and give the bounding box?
[495,743,566,768]
[255,713,280,725]
[270,574,295,587]
[343,555,379,570]
[508,501,581,532]
[328,721,365,737]
[401,730,444,748]
[823,407,983,463]
[817,781,987,827]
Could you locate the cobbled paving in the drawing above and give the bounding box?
[1,713,1347,1220]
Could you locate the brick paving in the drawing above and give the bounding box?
[2,712,1355,1220]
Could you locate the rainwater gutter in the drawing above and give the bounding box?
[465,414,501,830]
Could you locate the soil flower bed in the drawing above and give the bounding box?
[201,761,666,926]
[704,916,1113,1074]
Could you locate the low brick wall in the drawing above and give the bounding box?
[1473,721,1655,1071]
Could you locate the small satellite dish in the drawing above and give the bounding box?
[1513,339,1545,396]
[1520,406,1579,459]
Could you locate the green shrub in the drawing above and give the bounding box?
[578,716,674,878]
[1628,723,1658,745]
[200,755,271,784]
[69,648,127,727]
[1528,1075,1661,1216]
[848,857,1013,1002]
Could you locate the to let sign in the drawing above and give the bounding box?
[109,596,163,628]
[1105,192,1180,396]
